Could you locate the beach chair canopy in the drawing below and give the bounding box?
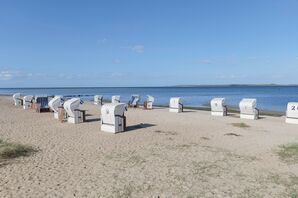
[147,95,154,103]
[129,95,140,106]
[49,96,64,113]
[94,95,103,104]
[63,98,81,118]
[239,98,257,115]
[23,95,33,103]
[211,98,226,112]
[170,97,182,108]
[13,93,21,101]
[101,103,127,125]
[112,95,121,103]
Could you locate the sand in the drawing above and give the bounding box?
[0,95,298,198]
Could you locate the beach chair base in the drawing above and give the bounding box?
[101,121,126,134]
[67,110,85,124]
[23,103,32,110]
[240,114,258,120]
[15,100,23,107]
[211,111,227,116]
[169,108,182,113]
[143,102,153,110]
[286,118,298,124]
[54,112,59,119]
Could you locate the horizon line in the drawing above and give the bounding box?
[1,84,298,89]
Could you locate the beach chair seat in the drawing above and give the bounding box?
[144,95,154,110]
[63,98,84,124]
[128,95,140,107]
[169,97,183,113]
[286,102,298,124]
[239,98,259,120]
[211,98,227,116]
[94,95,103,105]
[101,103,127,133]
[112,95,120,103]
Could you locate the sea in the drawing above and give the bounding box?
[1,86,298,112]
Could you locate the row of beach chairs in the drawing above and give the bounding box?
[12,93,298,135]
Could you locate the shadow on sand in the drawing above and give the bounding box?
[125,123,156,132]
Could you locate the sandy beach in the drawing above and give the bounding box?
[0,95,298,197]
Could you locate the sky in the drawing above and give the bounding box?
[0,0,298,87]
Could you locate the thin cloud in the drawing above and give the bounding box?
[217,74,247,79]
[0,71,13,80]
[131,45,144,53]
[0,70,27,80]
[121,45,145,53]
[113,59,122,64]
[97,38,108,44]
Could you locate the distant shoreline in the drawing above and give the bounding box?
[1,84,298,89]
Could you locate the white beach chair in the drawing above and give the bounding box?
[101,103,127,133]
[63,98,84,124]
[239,98,259,120]
[13,93,22,107]
[144,95,154,110]
[169,97,183,113]
[285,102,298,124]
[48,96,64,119]
[23,95,33,110]
[94,95,103,105]
[128,95,140,107]
[112,95,120,103]
[211,98,227,116]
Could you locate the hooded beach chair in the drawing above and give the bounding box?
[144,95,154,110]
[112,95,120,103]
[169,97,183,113]
[34,95,50,112]
[101,103,127,133]
[128,95,140,107]
[48,96,64,119]
[211,98,227,116]
[13,93,22,107]
[94,95,103,105]
[239,98,259,120]
[23,95,33,110]
[285,102,298,124]
[63,98,85,124]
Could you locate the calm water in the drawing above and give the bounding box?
[1,86,298,112]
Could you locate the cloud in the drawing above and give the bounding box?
[217,74,247,79]
[0,70,27,80]
[97,38,108,44]
[131,45,144,53]
[113,59,122,64]
[0,71,13,80]
[121,45,145,53]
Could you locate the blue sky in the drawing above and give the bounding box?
[0,0,298,87]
